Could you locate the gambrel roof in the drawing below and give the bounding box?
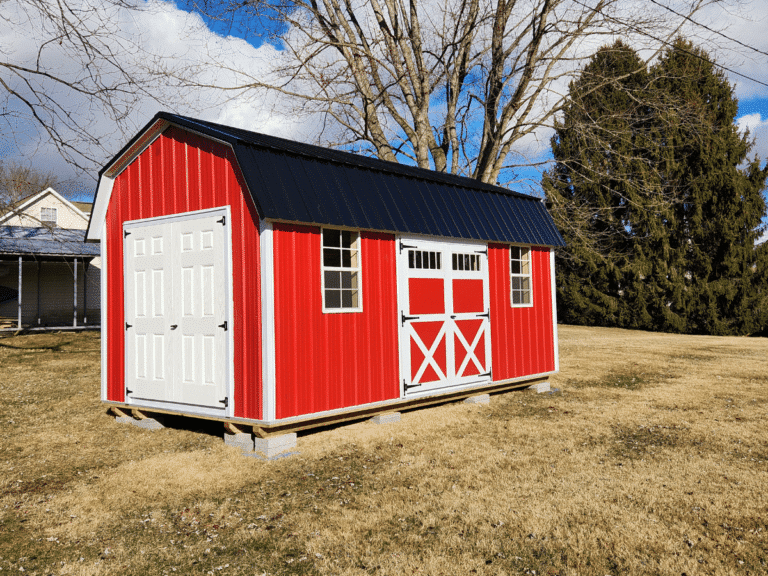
[87,112,564,247]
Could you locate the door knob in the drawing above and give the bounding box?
[170,324,178,330]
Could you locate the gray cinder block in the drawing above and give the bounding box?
[370,412,401,425]
[224,432,254,451]
[528,381,551,393]
[136,417,165,430]
[464,394,490,404]
[253,433,297,459]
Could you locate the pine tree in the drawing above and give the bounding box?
[545,38,768,335]
[652,39,768,335]
[544,41,671,329]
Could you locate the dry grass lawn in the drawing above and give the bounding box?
[0,326,767,575]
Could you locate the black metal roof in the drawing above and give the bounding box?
[104,112,565,247]
[0,226,100,258]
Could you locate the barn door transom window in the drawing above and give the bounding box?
[322,228,362,312]
[397,237,492,395]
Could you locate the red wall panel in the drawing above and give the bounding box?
[272,225,400,419]
[489,245,555,380]
[105,127,263,419]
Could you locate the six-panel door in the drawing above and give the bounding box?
[398,237,492,395]
[123,209,231,412]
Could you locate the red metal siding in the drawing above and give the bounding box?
[272,225,400,419]
[105,127,263,419]
[489,245,555,380]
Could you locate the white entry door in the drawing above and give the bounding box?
[397,237,492,395]
[124,208,232,413]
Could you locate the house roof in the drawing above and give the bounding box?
[0,226,100,258]
[0,187,90,226]
[89,112,565,247]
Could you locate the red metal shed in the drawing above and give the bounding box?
[86,113,564,434]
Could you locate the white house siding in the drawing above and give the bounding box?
[0,259,100,328]
[1,192,88,230]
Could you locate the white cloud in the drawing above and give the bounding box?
[737,112,768,162]
[0,0,315,199]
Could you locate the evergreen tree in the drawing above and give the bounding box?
[545,39,768,335]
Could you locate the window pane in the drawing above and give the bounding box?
[415,251,422,268]
[429,252,436,269]
[452,254,457,270]
[325,271,341,289]
[323,248,341,267]
[510,246,520,260]
[325,290,341,308]
[437,253,441,269]
[323,229,341,247]
[350,250,359,268]
[521,254,530,274]
[511,260,521,274]
[342,290,359,308]
[340,271,358,289]
[342,249,351,268]
[341,230,356,249]
[512,277,521,290]
[512,291,521,304]
[521,290,531,304]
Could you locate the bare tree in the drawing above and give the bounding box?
[0,161,59,206]
[0,0,168,176]
[185,0,728,186]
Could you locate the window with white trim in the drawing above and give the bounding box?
[510,246,532,306]
[322,228,361,311]
[40,207,57,226]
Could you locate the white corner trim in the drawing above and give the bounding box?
[100,220,109,401]
[260,219,277,422]
[550,248,559,373]
[86,176,114,242]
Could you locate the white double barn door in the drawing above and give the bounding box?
[124,208,231,412]
[398,237,492,395]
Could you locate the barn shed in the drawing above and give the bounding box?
[86,112,564,454]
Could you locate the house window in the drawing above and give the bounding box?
[322,228,361,311]
[40,207,57,226]
[510,246,532,306]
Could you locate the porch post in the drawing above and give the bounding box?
[83,259,90,325]
[36,259,41,325]
[17,256,22,330]
[73,257,78,327]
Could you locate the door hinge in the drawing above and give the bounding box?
[403,379,421,390]
[478,371,491,379]
[217,215,226,226]
[219,397,229,408]
[401,312,419,326]
[125,387,133,395]
[218,321,228,331]
[170,324,178,330]
[125,322,132,330]
[124,230,131,238]
[399,242,417,253]
[474,247,487,255]
[476,312,490,318]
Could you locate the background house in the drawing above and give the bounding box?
[0,187,100,330]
